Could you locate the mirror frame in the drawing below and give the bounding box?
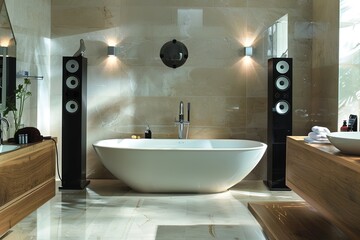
[0,0,16,112]
[1,46,6,111]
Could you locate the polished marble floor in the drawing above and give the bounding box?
[3,180,302,240]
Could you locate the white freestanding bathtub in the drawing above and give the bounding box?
[93,139,267,193]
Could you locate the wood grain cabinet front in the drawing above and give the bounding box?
[0,140,56,235]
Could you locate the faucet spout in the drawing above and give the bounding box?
[175,101,190,139]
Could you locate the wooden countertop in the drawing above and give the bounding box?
[0,139,55,162]
[288,136,360,168]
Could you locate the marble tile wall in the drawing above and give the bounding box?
[50,0,318,180]
[311,0,339,131]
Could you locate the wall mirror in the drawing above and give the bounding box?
[266,14,288,58]
[0,0,16,112]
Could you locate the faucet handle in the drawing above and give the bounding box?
[187,102,190,122]
[179,101,184,122]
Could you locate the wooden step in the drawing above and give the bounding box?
[248,202,350,240]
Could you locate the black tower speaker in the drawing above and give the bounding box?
[60,56,90,190]
[265,58,292,190]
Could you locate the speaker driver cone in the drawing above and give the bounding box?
[276,61,289,74]
[65,60,80,73]
[275,76,290,91]
[66,76,79,89]
[65,100,79,113]
[274,100,290,115]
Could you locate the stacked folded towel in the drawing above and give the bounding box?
[304,126,330,143]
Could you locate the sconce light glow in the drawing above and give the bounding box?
[107,46,116,56]
[244,46,253,57]
[0,39,10,47]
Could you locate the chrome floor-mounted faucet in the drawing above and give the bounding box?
[175,101,190,139]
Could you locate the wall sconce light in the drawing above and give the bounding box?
[107,46,116,56]
[244,46,253,57]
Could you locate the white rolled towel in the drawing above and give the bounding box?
[308,132,328,141]
[311,126,330,135]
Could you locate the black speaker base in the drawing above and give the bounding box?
[59,180,90,190]
[263,180,291,191]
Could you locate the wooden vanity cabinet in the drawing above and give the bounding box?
[248,137,358,239]
[0,140,56,235]
[286,136,360,239]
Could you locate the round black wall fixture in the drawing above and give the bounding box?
[160,39,188,68]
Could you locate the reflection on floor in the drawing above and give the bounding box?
[3,180,302,240]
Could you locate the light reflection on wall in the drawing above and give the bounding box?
[339,0,360,127]
[104,53,121,71]
[0,38,9,46]
[37,37,51,134]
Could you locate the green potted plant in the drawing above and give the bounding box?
[3,77,32,133]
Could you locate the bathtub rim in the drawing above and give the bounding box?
[93,138,267,151]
